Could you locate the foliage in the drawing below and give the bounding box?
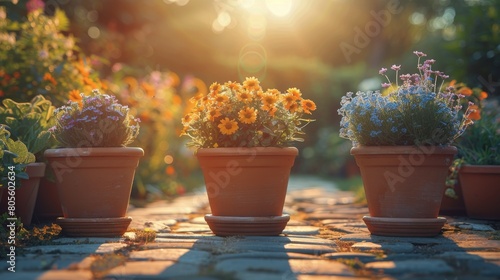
[50,89,140,147]
[182,77,316,148]
[0,125,33,188]
[0,95,56,161]
[109,70,201,198]
[338,51,474,146]
[456,100,500,165]
[0,213,61,258]
[0,7,104,106]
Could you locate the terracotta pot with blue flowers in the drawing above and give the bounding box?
[181,77,316,236]
[338,51,475,236]
[44,90,143,237]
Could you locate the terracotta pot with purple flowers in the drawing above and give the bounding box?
[45,90,143,237]
[338,51,475,237]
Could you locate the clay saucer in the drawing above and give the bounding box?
[204,214,290,236]
[363,216,447,237]
[56,217,132,237]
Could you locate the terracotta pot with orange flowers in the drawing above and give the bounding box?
[339,51,475,237]
[181,77,316,236]
[45,90,143,237]
[450,100,500,220]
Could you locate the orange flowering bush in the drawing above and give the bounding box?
[109,71,202,198]
[0,7,103,106]
[181,77,317,148]
[445,80,488,121]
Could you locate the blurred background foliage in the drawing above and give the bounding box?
[1,0,499,199]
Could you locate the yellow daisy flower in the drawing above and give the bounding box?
[208,108,222,122]
[237,91,253,102]
[238,107,257,124]
[214,93,229,105]
[287,87,302,99]
[262,92,278,106]
[218,118,239,135]
[225,81,242,92]
[301,99,317,114]
[243,77,261,92]
[210,82,221,95]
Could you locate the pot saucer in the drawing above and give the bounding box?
[204,214,290,236]
[363,216,446,237]
[56,217,132,237]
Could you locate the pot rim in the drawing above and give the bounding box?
[44,147,144,158]
[351,145,457,155]
[196,146,298,157]
[460,164,500,174]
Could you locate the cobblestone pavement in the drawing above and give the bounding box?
[2,176,500,279]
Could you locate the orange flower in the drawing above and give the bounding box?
[467,104,481,120]
[207,108,222,122]
[301,99,317,114]
[210,82,221,95]
[13,71,20,79]
[243,77,261,91]
[43,72,57,85]
[287,87,302,99]
[479,91,488,100]
[237,91,252,102]
[141,82,156,97]
[458,87,473,96]
[449,80,456,87]
[238,107,257,124]
[68,90,82,102]
[225,81,241,92]
[0,90,4,97]
[214,93,229,105]
[261,92,278,107]
[218,118,239,135]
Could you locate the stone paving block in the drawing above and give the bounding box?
[105,260,201,278]
[215,258,355,277]
[365,259,454,275]
[215,251,322,261]
[234,241,337,255]
[13,254,56,272]
[351,241,414,253]
[174,223,212,233]
[449,222,496,231]
[24,243,128,254]
[129,248,212,265]
[40,270,94,280]
[224,235,337,247]
[40,254,93,270]
[51,237,124,244]
[156,233,221,240]
[283,226,320,235]
[432,239,500,251]
[340,233,454,244]
[322,252,378,262]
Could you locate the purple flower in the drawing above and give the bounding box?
[382,83,391,88]
[391,65,401,71]
[379,68,388,75]
[413,51,427,57]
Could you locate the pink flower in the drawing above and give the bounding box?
[379,68,387,75]
[413,51,427,57]
[391,65,401,71]
[381,83,391,88]
[26,0,45,12]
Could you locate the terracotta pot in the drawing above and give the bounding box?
[196,147,297,217]
[0,163,46,226]
[459,165,500,220]
[33,178,64,221]
[44,147,144,218]
[351,146,457,236]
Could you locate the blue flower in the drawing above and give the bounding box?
[370,130,382,137]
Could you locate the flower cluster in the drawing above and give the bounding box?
[181,77,316,148]
[338,51,474,146]
[0,7,104,106]
[50,89,140,147]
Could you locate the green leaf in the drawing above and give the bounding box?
[54,9,70,31]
